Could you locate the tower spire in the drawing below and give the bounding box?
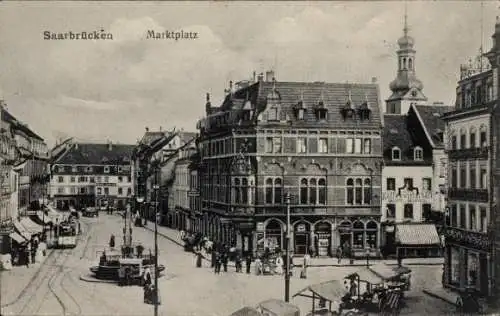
[403,0,409,37]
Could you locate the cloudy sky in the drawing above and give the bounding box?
[0,1,495,147]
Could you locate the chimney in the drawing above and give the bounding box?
[371,77,377,83]
[265,70,275,82]
[253,71,256,82]
[205,92,211,115]
[145,127,149,132]
[257,72,264,82]
[229,80,233,93]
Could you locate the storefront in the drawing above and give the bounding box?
[264,219,283,252]
[395,223,442,258]
[338,221,352,250]
[314,221,332,257]
[293,221,310,255]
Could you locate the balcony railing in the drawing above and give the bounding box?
[447,147,489,160]
[443,226,491,251]
[448,188,488,202]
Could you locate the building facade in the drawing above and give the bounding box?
[50,142,134,210]
[441,19,500,307]
[380,22,451,258]
[196,73,384,257]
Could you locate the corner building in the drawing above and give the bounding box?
[441,19,500,308]
[197,74,384,257]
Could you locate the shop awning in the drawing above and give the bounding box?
[395,224,441,246]
[13,221,31,240]
[347,267,384,284]
[294,280,348,302]
[369,263,412,281]
[9,232,27,244]
[20,217,43,234]
[36,211,52,224]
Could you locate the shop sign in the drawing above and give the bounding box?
[297,224,306,232]
[256,222,264,232]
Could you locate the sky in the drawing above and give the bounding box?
[0,1,497,147]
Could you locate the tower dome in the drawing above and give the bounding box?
[389,73,424,92]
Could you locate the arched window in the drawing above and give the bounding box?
[265,178,273,204]
[355,178,363,204]
[346,178,354,205]
[469,127,477,148]
[403,57,407,69]
[408,58,413,70]
[234,178,241,204]
[265,219,283,252]
[414,146,423,161]
[392,147,401,160]
[309,178,317,204]
[480,125,487,147]
[399,58,402,70]
[364,178,371,204]
[241,178,248,204]
[353,221,365,249]
[274,178,282,204]
[318,179,326,205]
[366,221,378,249]
[459,128,467,149]
[300,178,308,204]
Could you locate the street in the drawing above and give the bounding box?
[2,214,456,316]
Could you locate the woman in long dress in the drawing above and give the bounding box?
[275,255,284,274]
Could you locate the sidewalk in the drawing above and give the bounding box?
[0,249,54,308]
[140,222,444,267]
[422,286,458,306]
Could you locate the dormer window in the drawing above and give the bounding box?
[104,166,110,173]
[294,99,307,120]
[317,109,327,120]
[268,107,278,121]
[414,147,423,161]
[72,166,77,173]
[341,91,355,120]
[391,147,401,160]
[86,166,93,173]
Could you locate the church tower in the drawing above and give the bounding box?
[386,8,427,115]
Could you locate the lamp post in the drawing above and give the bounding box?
[365,246,370,267]
[153,180,159,316]
[284,192,291,302]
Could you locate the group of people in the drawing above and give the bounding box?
[12,235,43,267]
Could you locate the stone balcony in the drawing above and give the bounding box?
[447,147,489,160]
[448,188,489,202]
[443,226,491,252]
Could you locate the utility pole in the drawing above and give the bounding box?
[284,192,291,302]
[153,165,159,316]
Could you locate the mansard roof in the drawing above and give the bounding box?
[54,143,135,165]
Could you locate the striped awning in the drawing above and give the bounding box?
[20,217,43,234]
[13,221,31,240]
[396,224,440,246]
[9,232,27,244]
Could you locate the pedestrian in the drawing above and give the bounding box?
[215,253,221,274]
[211,248,216,268]
[301,252,310,279]
[336,245,343,264]
[24,247,30,268]
[235,256,242,272]
[245,254,252,274]
[136,243,144,258]
[275,254,284,275]
[196,251,203,268]
[222,252,228,272]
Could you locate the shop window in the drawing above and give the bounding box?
[352,221,365,249]
[403,204,413,219]
[366,221,378,249]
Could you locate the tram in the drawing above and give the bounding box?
[56,217,79,248]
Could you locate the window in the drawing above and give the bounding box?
[346,177,371,205]
[422,178,432,191]
[318,138,328,153]
[480,207,487,232]
[268,107,278,121]
[90,177,95,183]
[104,166,110,173]
[80,187,86,194]
[386,178,396,191]
[460,133,466,149]
[127,176,131,183]
[366,221,378,249]
[105,176,109,182]
[297,137,307,153]
[127,188,132,196]
[403,204,413,219]
[480,131,487,147]
[97,187,102,195]
[470,165,476,189]
[451,166,457,188]
[439,158,447,178]
[265,137,273,153]
[118,176,123,182]
[300,177,326,205]
[451,135,457,150]
[363,139,371,154]
[234,177,249,204]
[422,204,432,221]
[392,147,401,160]
[104,187,109,195]
[346,138,354,154]
[480,168,487,189]
[70,187,76,194]
[70,177,75,183]
[460,165,466,188]
[242,178,249,204]
[354,138,362,154]
[469,205,477,231]
[404,178,413,188]
[353,221,365,249]
[78,176,86,183]
[273,137,282,153]
[57,187,64,194]
[460,205,466,229]
[86,166,93,173]
[318,109,327,120]
[58,176,64,183]
[118,166,123,173]
[470,132,476,148]
[450,204,458,227]
[414,147,423,160]
[298,109,305,120]
[72,166,77,172]
[118,187,123,195]
[386,204,396,218]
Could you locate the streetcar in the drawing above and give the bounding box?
[56,218,79,248]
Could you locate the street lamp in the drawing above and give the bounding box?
[153,181,160,316]
[284,192,291,302]
[365,246,370,267]
[136,196,145,226]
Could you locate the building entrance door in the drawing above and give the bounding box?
[479,254,489,296]
[294,233,308,255]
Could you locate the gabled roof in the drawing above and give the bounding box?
[2,108,45,141]
[140,131,167,147]
[211,81,382,130]
[54,143,135,165]
[413,104,454,148]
